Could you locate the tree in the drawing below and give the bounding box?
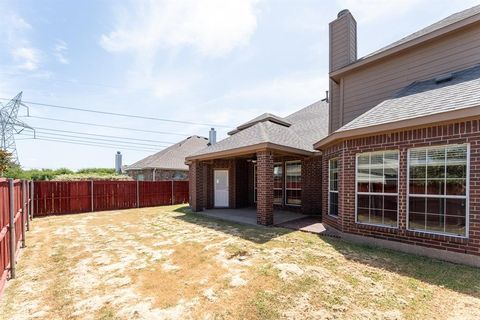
[0,149,15,177]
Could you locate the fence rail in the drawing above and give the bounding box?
[32,180,189,216]
[0,179,32,298]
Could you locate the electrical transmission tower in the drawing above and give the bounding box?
[0,92,35,163]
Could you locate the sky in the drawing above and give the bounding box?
[0,0,478,169]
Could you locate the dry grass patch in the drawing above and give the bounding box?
[0,205,479,320]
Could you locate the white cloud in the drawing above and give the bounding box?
[53,40,69,64]
[0,7,42,72]
[12,46,40,70]
[100,0,260,57]
[337,0,421,23]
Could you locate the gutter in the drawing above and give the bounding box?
[185,142,316,162]
[314,105,480,150]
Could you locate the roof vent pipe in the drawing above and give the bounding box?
[208,128,216,145]
[325,90,329,102]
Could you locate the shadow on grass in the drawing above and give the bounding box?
[172,206,293,244]
[321,236,480,297]
[173,206,480,296]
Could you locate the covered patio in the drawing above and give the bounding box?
[186,103,327,226]
[198,207,305,226]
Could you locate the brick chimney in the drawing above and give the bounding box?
[329,9,357,71]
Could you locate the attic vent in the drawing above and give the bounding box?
[435,73,453,84]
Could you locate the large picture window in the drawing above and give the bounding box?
[356,151,399,227]
[328,158,339,216]
[273,163,283,204]
[285,161,302,205]
[408,144,468,237]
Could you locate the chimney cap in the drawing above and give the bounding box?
[337,9,350,18]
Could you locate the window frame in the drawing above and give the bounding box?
[285,160,302,206]
[273,162,283,205]
[328,158,339,218]
[406,143,470,238]
[355,149,400,228]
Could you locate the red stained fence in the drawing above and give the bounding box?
[0,179,32,298]
[32,180,189,216]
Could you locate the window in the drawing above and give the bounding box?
[408,144,468,237]
[173,171,187,180]
[137,174,144,181]
[273,163,283,204]
[356,151,399,227]
[285,161,302,205]
[329,159,339,216]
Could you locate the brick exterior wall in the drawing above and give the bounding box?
[127,169,188,181]
[302,156,323,215]
[256,151,274,225]
[189,161,203,211]
[322,119,480,257]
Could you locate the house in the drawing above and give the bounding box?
[187,5,480,266]
[126,135,209,181]
[187,100,328,224]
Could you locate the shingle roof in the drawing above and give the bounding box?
[228,113,291,135]
[127,135,209,171]
[189,100,329,158]
[361,5,480,60]
[338,64,480,132]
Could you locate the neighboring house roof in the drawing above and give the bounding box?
[315,64,480,149]
[187,100,329,160]
[127,135,209,171]
[331,4,480,77]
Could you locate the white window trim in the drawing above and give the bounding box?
[406,143,470,239]
[273,162,283,205]
[328,158,339,218]
[285,160,302,206]
[355,150,400,229]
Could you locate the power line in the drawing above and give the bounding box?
[31,130,169,148]
[0,97,231,128]
[32,126,176,145]
[22,115,192,137]
[17,134,161,153]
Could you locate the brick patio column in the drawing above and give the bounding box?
[256,150,274,225]
[189,160,203,211]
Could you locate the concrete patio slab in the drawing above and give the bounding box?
[275,216,340,237]
[198,207,303,226]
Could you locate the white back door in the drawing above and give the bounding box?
[214,170,229,207]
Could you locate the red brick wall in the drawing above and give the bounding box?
[322,119,480,257]
[302,156,323,215]
[256,151,274,225]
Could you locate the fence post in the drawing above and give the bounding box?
[136,180,140,208]
[26,180,30,231]
[91,180,94,212]
[30,181,34,220]
[21,181,26,248]
[8,179,16,279]
[171,180,174,205]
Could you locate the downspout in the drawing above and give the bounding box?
[153,168,157,181]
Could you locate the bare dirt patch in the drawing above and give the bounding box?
[1,205,479,319]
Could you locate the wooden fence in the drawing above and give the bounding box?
[1,179,188,297]
[0,179,32,298]
[32,180,189,216]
